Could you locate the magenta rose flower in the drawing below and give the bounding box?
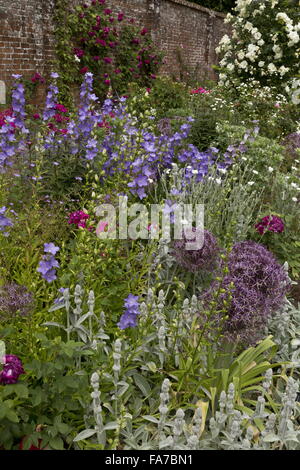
[255,215,284,235]
[0,355,25,385]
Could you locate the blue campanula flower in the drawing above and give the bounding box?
[118,294,140,330]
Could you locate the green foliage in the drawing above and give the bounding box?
[147,76,189,120]
[0,335,90,450]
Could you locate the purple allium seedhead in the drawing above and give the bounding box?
[0,354,25,385]
[282,132,300,161]
[172,229,220,273]
[118,294,140,330]
[255,215,284,235]
[0,283,34,320]
[201,241,290,345]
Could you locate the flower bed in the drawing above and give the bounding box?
[0,0,299,452]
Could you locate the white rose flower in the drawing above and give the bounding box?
[268,63,277,73]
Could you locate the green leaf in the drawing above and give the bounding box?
[103,421,118,431]
[5,409,19,423]
[133,374,151,398]
[49,436,65,450]
[262,433,280,443]
[73,429,97,442]
[142,415,159,424]
[0,341,6,359]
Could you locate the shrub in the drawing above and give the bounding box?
[54,0,163,103]
[216,0,300,99]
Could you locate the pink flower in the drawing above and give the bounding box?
[96,39,107,46]
[74,48,85,58]
[104,79,111,85]
[117,13,124,21]
[190,87,210,95]
[68,211,90,229]
[140,28,148,35]
[96,221,108,235]
[55,104,67,113]
[104,8,112,15]
[33,113,40,119]
[114,68,121,74]
[255,215,285,235]
[103,57,112,64]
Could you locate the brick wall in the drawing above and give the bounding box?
[0,0,55,99]
[0,0,229,103]
[97,0,229,81]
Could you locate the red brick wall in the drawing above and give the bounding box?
[0,0,229,102]
[0,0,55,95]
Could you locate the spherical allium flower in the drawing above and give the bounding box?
[201,241,290,345]
[0,354,25,385]
[172,229,220,273]
[255,215,284,235]
[282,132,300,161]
[0,283,34,321]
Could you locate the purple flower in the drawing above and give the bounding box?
[0,283,34,320]
[118,294,140,330]
[0,206,13,232]
[0,354,25,385]
[201,241,290,345]
[44,243,60,255]
[37,244,60,283]
[282,132,300,160]
[173,229,220,273]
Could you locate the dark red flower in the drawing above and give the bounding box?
[80,66,89,74]
[255,215,285,235]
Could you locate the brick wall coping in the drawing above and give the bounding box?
[161,0,227,19]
